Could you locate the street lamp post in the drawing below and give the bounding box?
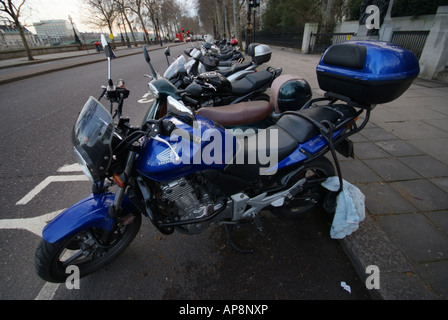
[245,2,252,53]
[246,0,260,52]
[68,15,83,50]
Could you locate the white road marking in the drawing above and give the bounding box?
[0,209,63,236]
[16,175,89,205]
[1,209,64,300]
[57,163,82,172]
[138,92,154,104]
[1,163,86,300]
[35,282,61,300]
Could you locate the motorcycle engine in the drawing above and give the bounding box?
[159,177,215,234]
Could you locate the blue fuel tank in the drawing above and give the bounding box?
[136,115,238,182]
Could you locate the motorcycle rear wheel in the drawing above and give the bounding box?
[271,157,335,219]
[35,212,141,283]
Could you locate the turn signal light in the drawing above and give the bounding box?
[113,173,125,188]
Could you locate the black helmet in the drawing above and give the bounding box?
[271,75,312,113]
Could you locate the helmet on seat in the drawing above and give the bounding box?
[270,75,312,113]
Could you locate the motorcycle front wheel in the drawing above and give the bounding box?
[35,212,141,283]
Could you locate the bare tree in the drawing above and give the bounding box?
[128,0,151,43]
[143,0,160,42]
[197,0,246,39]
[159,0,181,40]
[0,0,33,60]
[196,0,214,34]
[85,0,118,45]
[114,0,138,46]
[234,0,247,40]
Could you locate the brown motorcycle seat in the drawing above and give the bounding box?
[195,100,272,126]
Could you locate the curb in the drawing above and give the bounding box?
[340,215,440,299]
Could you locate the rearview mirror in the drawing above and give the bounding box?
[101,34,108,48]
[164,47,171,67]
[143,46,158,79]
[101,34,114,59]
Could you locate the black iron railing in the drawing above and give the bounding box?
[251,28,304,48]
[309,33,354,54]
[390,30,429,59]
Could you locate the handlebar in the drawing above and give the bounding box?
[143,117,196,144]
[98,79,130,119]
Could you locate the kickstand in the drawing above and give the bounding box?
[224,224,253,254]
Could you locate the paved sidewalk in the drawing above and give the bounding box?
[0,44,447,299]
[268,47,448,300]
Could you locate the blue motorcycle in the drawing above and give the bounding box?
[35,38,419,283]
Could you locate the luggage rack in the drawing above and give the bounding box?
[290,93,373,193]
[324,91,377,110]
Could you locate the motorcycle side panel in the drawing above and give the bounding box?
[42,192,136,243]
[265,129,344,174]
[136,115,238,182]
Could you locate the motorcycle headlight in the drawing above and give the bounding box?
[74,146,95,183]
[148,82,159,99]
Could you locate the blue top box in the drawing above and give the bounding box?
[316,41,420,107]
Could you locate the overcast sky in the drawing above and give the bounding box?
[22,0,197,33]
[23,0,88,32]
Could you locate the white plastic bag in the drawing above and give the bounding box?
[321,177,366,239]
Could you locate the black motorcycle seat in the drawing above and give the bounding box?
[218,61,233,67]
[224,124,299,181]
[224,105,357,182]
[217,62,252,77]
[220,47,233,54]
[231,70,272,95]
[276,105,357,144]
[216,52,234,60]
[200,56,220,71]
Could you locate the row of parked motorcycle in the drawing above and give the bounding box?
[34,34,420,283]
[143,37,313,129]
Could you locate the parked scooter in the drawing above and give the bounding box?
[202,40,245,62]
[183,43,272,83]
[35,37,419,283]
[143,46,286,121]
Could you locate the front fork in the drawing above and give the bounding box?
[101,147,138,243]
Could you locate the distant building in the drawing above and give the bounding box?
[33,19,78,45]
[0,20,36,49]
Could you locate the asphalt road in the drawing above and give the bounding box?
[0,43,371,301]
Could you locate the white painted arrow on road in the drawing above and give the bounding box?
[0,209,63,236]
[16,164,88,205]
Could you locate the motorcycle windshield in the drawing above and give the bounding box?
[72,97,114,181]
[163,55,186,79]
